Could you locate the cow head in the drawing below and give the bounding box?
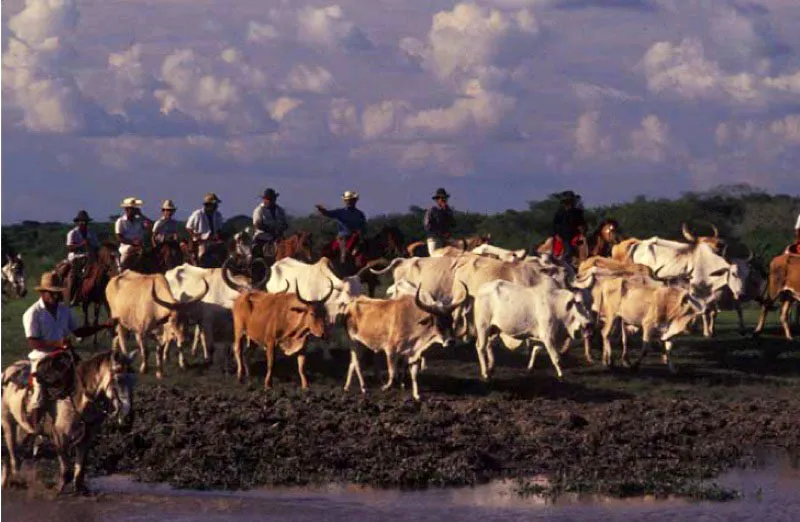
[563,290,594,340]
[413,281,470,348]
[291,278,335,342]
[2,254,27,297]
[682,223,725,253]
[664,290,705,339]
[151,278,209,346]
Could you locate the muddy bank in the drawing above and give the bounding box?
[70,379,798,499]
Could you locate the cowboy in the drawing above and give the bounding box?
[64,210,99,305]
[115,197,150,270]
[316,190,367,265]
[252,188,288,260]
[788,212,800,254]
[424,188,456,255]
[186,193,224,267]
[22,272,115,429]
[552,190,587,264]
[152,200,179,247]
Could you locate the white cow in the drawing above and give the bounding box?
[474,278,594,381]
[470,244,527,262]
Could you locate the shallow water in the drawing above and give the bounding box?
[4,455,799,522]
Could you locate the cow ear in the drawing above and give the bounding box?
[566,299,575,310]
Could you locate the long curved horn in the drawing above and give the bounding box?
[443,281,470,313]
[369,257,403,275]
[295,278,334,306]
[413,285,441,316]
[744,246,754,263]
[250,258,270,289]
[221,258,249,293]
[681,223,696,243]
[711,223,719,239]
[356,259,387,278]
[151,278,208,310]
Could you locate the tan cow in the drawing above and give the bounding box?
[231,281,333,388]
[343,285,469,400]
[754,253,800,339]
[597,278,704,370]
[106,271,208,377]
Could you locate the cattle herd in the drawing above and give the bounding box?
[88,222,800,400]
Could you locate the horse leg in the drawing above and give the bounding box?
[72,436,93,494]
[1,414,20,487]
[55,442,72,494]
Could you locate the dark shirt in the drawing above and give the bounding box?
[424,206,455,238]
[553,207,586,240]
[320,207,367,238]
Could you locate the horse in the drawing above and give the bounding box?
[124,240,185,273]
[1,253,27,299]
[56,244,119,347]
[1,350,135,493]
[320,225,407,296]
[275,231,314,262]
[536,234,590,265]
[588,219,622,257]
[406,234,491,258]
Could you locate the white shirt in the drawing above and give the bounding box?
[115,215,146,255]
[23,298,78,360]
[795,213,800,231]
[153,217,179,241]
[186,208,224,240]
[66,226,99,261]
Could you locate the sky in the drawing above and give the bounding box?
[2,0,800,223]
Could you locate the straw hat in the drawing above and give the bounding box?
[35,272,66,293]
[203,193,221,204]
[342,190,359,201]
[120,197,143,208]
[161,199,177,211]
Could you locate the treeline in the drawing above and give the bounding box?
[3,184,798,276]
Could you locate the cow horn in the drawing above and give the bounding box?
[221,258,248,293]
[151,278,208,310]
[295,278,334,306]
[443,281,470,313]
[356,259,386,278]
[413,285,441,316]
[681,223,696,243]
[278,280,291,293]
[369,257,403,275]
[250,258,270,289]
[744,247,754,263]
[711,223,719,239]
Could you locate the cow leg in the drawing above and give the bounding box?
[601,318,617,367]
[409,359,422,401]
[382,352,397,391]
[264,342,276,389]
[543,341,563,379]
[583,333,594,365]
[233,334,246,383]
[155,338,166,379]
[779,300,794,340]
[702,309,712,338]
[296,353,309,389]
[72,437,93,494]
[754,300,771,335]
[620,324,632,367]
[662,340,677,373]
[474,329,490,381]
[345,348,366,393]
[200,325,211,362]
[191,325,201,357]
[113,324,128,355]
[635,330,653,369]
[527,342,542,371]
[135,333,148,374]
[734,302,746,334]
[55,444,72,494]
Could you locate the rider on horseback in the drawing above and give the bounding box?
[64,210,99,306]
[424,188,455,255]
[252,188,288,261]
[115,198,151,271]
[22,272,115,430]
[152,200,179,247]
[316,190,366,265]
[186,193,224,268]
[552,191,587,264]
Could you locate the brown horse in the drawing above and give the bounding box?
[588,219,622,257]
[56,244,119,346]
[275,232,314,262]
[2,351,135,493]
[124,240,185,273]
[406,234,491,258]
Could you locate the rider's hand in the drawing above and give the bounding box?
[315,204,326,213]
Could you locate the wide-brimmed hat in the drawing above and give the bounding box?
[260,188,279,200]
[203,193,221,204]
[120,197,143,208]
[342,190,359,201]
[432,188,450,200]
[161,199,177,211]
[35,272,65,293]
[73,210,92,223]
[560,190,577,203]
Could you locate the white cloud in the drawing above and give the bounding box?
[328,98,359,137]
[247,21,279,43]
[296,5,372,51]
[574,111,611,158]
[361,100,412,140]
[285,64,335,94]
[629,114,670,162]
[269,97,303,121]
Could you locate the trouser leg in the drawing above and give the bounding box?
[426,237,441,256]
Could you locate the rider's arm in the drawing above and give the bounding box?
[27,338,66,353]
[252,207,264,232]
[185,212,201,241]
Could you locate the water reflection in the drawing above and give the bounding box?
[3,453,799,522]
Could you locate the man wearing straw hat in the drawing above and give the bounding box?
[316,190,367,265]
[152,200,180,247]
[186,193,224,267]
[423,188,456,255]
[64,210,99,305]
[115,197,150,270]
[22,272,116,430]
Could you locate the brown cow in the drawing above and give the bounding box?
[343,284,469,400]
[754,253,800,339]
[231,280,333,388]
